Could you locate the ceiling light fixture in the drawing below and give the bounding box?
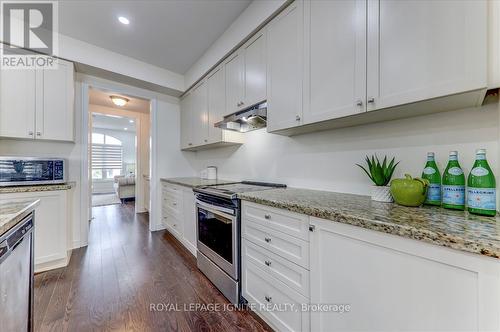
[110,95,129,107]
[118,16,130,25]
[124,128,128,131]
[129,119,134,123]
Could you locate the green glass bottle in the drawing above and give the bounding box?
[467,149,497,216]
[442,151,465,210]
[422,152,441,206]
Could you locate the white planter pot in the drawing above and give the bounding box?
[371,185,393,203]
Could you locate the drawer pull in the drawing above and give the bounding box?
[264,260,271,266]
[264,214,271,220]
[173,202,177,206]
[264,237,272,243]
[265,296,272,303]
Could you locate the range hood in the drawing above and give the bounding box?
[215,102,267,132]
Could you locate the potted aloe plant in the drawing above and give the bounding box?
[357,155,399,202]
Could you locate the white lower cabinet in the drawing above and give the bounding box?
[161,182,197,255]
[242,201,500,332]
[241,201,310,332]
[309,216,500,332]
[2,190,71,273]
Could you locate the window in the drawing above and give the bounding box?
[91,133,123,180]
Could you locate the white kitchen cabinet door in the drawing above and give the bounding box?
[0,69,36,139]
[366,0,487,111]
[2,190,70,273]
[224,52,245,115]
[243,29,267,108]
[36,59,74,141]
[207,66,225,144]
[180,92,193,149]
[191,80,208,146]
[182,189,197,256]
[309,217,500,332]
[303,0,366,124]
[266,0,304,132]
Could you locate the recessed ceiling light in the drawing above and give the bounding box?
[129,119,134,123]
[118,16,130,25]
[124,127,128,131]
[110,95,129,107]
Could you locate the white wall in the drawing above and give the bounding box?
[185,0,286,88]
[189,102,500,196]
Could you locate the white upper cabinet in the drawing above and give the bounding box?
[180,68,244,151]
[0,69,36,139]
[224,52,245,115]
[191,80,208,146]
[242,30,267,108]
[207,66,225,144]
[366,0,487,111]
[180,92,193,149]
[0,58,74,141]
[36,59,75,141]
[266,0,304,132]
[303,0,367,123]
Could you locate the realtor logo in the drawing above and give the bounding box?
[0,1,58,69]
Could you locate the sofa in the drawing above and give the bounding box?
[114,175,136,202]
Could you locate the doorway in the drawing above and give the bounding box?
[87,87,151,217]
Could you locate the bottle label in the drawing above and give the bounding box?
[467,188,496,211]
[471,167,489,177]
[476,154,486,160]
[448,167,463,176]
[423,167,436,175]
[442,185,465,205]
[426,183,441,202]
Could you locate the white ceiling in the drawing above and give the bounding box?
[89,88,150,113]
[92,113,137,132]
[59,0,251,74]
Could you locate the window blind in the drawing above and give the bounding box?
[91,144,123,170]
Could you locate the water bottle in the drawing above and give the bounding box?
[442,151,465,210]
[467,149,497,216]
[422,152,441,206]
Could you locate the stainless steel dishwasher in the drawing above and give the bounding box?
[0,213,34,332]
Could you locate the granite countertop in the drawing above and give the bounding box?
[160,177,239,188]
[239,188,500,259]
[0,199,39,237]
[0,183,73,194]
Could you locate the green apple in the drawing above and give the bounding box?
[390,174,430,207]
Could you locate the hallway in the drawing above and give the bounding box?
[34,203,271,331]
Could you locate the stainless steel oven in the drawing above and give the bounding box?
[195,194,240,305]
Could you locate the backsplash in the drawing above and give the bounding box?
[190,102,499,197]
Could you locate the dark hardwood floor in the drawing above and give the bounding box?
[34,202,271,332]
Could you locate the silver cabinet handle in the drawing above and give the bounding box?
[367,97,375,103]
[188,143,193,146]
[204,139,208,143]
[264,237,271,243]
[28,131,34,136]
[295,115,301,121]
[265,296,272,302]
[264,214,271,220]
[265,260,271,266]
[240,101,244,106]
[173,202,177,206]
[356,99,363,106]
[36,132,41,136]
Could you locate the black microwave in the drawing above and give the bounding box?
[0,157,66,186]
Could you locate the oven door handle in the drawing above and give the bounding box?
[196,200,235,219]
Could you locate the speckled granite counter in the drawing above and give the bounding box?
[0,199,39,237]
[0,183,73,194]
[239,188,500,259]
[161,177,239,188]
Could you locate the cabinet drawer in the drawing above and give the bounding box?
[243,239,310,297]
[163,194,183,216]
[243,259,309,332]
[243,222,309,269]
[243,202,309,241]
[163,213,182,236]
